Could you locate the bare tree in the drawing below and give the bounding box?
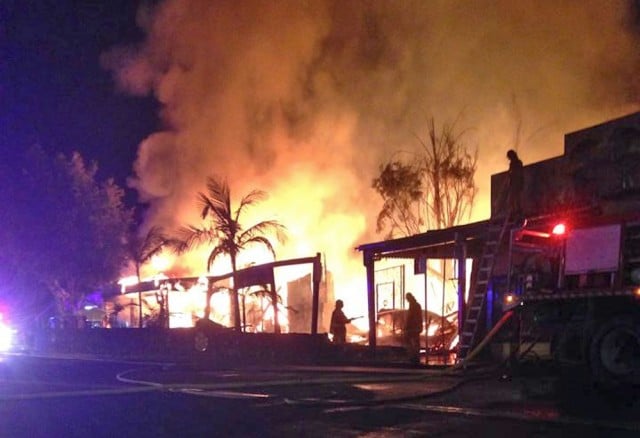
[419,118,478,230]
[373,117,477,238]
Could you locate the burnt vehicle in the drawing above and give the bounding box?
[352,309,457,354]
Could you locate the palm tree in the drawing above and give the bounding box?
[246,285,298,333]
[125,225,168,327]
[126,226,168,281]
[176,176,286,331]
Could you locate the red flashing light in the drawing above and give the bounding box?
[552,223,566,236]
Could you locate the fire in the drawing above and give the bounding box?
[117,276,139,292]
[103,0,640,340]
[205,289,231,327]
[151,253,171,272]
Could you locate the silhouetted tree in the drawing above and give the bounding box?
[0,146,132,321]
[125,225,168,326]
[175,176,286,331]
[126,225,168,282]
[373,117,477,238]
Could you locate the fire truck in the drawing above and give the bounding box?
[460,112,640,389]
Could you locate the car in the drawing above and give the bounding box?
[367,308,458,354]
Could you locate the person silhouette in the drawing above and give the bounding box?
[329,300,354,344]
[404,293,423,366]
[506,149,524,219]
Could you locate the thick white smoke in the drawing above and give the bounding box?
[103,0,640,291]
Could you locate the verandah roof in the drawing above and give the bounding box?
[356,219,492,262]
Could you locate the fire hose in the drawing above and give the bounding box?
[454,310,514,369]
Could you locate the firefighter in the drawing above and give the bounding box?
[404,293,423,366]
[329,300,354,344]
[506,149,524,219]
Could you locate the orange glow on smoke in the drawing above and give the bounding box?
[103,0,640,339]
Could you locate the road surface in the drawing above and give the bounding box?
[0,354,638,437]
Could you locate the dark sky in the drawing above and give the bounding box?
[0,0,157,189]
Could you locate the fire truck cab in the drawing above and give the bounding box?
[496,213,640,389]
[486,112,640,389]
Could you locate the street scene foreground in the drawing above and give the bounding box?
[1,353,639,437]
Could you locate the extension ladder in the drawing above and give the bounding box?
[457,216,511,360]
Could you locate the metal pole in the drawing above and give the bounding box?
[165,286,170,328]
[241,292,246,332]
[441,259,446,364]
[138,291,143,328]
[455,233,466,334]
[311,253,321,335]
[364,252,377,350]
[455,233,467,364]
[423,258,428,365]
[270,278,279,334]
[507,227,515,292]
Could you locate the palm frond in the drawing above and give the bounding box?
[239,220,287,246]
[206,245,229,271]
[138,226,167,262]
[205,176,231,213]
[240,220,277,237]
[126,226,169,270]
[240,235,276,258]
[234,189,267,222]
[197,192,217,220]
[173,225,216,253]
[179,175,288,281]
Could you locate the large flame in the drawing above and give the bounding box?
[104,1,640,326]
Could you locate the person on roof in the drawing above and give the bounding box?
[506,149,524,219]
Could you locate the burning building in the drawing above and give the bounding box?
[110,254,326,335]
[99,1,640,341]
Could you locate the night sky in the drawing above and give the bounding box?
[5,0,640,312]
[4,1,640,270]
[1,0,157,190]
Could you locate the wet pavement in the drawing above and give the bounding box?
[0,353,639,437]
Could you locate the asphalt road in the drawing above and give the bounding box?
[0,354,639,437]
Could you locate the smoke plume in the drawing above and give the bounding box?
[103,0,640,292]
